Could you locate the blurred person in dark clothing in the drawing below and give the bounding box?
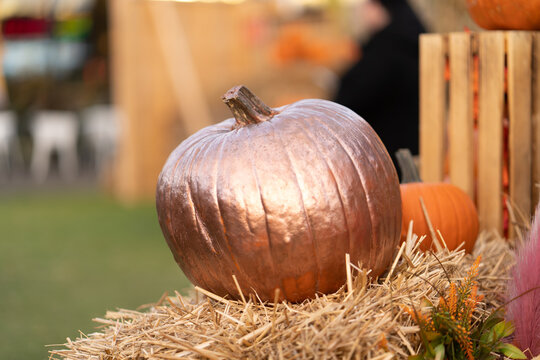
[334,0,425,173]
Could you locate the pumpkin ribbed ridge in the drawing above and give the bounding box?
[442,184,462,250]
[295,118,353,294]
[466,0,540,30]
[400,183,479,253]
[328,104,401,274]
[324,118,381,272]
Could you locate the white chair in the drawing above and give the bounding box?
[81,105,120,175]
[30,111,79,183]
[0,111,17,178]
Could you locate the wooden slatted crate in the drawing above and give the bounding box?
[419,31,540,237]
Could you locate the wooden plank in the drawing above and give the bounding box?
[109,0,140,201]
[110,0,186,202]
[148,1,213,136]
[448,32,475,199]
[533,33,540,214]
[477,32,505,235]
[420,34,446,182]
[507,32,533,235]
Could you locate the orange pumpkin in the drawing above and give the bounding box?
[400,183,479,253]
[396,149,479,253]
[466,0,540,30]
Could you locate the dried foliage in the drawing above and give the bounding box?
[50,230,514,360]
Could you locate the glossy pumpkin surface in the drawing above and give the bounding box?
[466,0,540,30]
[400,182,479,253]
[156,86,401,302]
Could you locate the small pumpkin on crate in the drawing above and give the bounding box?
[156,85,402,303]
[396,149,479,253]
[466,0,540,30]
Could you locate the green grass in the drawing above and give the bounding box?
[0,190,191,360]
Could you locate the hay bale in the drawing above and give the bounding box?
[50,231,514,359]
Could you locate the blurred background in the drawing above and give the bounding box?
[0,0,478,358]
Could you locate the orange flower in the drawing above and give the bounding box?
[448,283,458,315]
[468,256,481,279]
[377,333,389,351]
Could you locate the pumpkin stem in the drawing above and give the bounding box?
[222,85,276,127]
[395,148,422,183]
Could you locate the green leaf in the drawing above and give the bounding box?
[433,343,445,360]
[482,310,506,331]
[480,328,495,345]
[476,341,500,360]
[408,354,424,360]
[497,321,515,338]
[496,343,527,359]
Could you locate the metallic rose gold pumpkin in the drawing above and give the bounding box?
[156,86,401,302]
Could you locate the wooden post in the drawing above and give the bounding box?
[477,32,505,235]
[148,1,213,135]
[110,0,187,202]
[420,34,446,183]
[507,32,533,232]
[448,32,474,199]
